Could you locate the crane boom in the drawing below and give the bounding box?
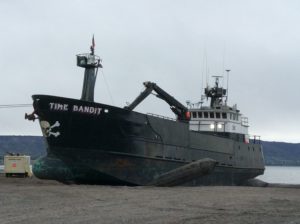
[124,81,189,121]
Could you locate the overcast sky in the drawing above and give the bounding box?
[0,0,299,143]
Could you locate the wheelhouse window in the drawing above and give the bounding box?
[222,112,227,119]
[198,112,202,118]
[210,112,215,118]
[204,112,209,118]
[192,112,197,118]
[232,113,236,120]
[216,112,221,119]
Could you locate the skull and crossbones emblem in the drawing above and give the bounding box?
[40,120,61,138]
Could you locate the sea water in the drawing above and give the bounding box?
[1,165,300,184]
[257,166,300,184]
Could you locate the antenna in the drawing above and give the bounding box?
[222,43,226,87]
[205,51,209,88]
[201,52,205,96]
[225,69,230,104]
[200,95,205,108]
[186,100,191,108]
[212,75,223,87]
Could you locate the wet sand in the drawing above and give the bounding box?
[0,175,300,224]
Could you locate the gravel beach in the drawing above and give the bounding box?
[0,175,300,224]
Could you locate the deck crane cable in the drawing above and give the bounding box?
[100,69,115,106]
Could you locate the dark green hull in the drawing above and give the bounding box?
[32,95,265,185]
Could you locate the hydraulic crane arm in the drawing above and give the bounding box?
[124,81,189,121]
[124,84,153,111]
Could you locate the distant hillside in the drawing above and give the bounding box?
[0,136,46,162]
[0,136,299,166]
[262,141,300,166]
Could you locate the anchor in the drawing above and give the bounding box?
[25,111,38,121]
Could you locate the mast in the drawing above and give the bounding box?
[225,69,230,105]
[76,36,102,102]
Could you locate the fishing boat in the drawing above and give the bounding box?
[26,40,265,185]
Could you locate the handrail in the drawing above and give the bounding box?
[249,135,261,144]
[147,113,176,121]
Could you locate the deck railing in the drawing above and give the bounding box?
[249,135,261,144]
[147,113,176,121]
